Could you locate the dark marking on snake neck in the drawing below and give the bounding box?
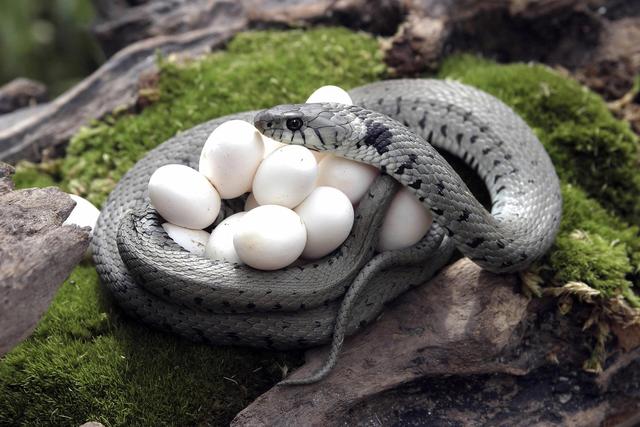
[458,209,470,222]
[364,122,393,154]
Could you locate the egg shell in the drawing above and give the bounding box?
[162,223,210,256]
[199,120,264,199]
[148,164,221,229]
[233,205,306,270]
[64,194,100,235]
[377,187,433,251]
[205,212,246,264]
[252,145,318,208]
[294,186,354,259]
[244,193,259,211]
[306,85,353,105]
[316,155,379,204]
[262,135,285,158]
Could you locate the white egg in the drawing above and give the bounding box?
[294,187,354,259]
[262,135,285,158]
[252,145,318,208]
[233,205,306,270]
[244,193,259,211]
[316,155,379,204]
[377,187,433,251]
[205,212,246,264]
[306,85,353,105]
[162,223,210,256]
[199,120,264,199]
[64,194,100,235]
[148,164,221,229]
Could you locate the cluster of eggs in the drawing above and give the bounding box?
[148,86,433,270]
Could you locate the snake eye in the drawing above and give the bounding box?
[286,118,303,131]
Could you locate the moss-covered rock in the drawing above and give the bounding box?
[4,30,640,425]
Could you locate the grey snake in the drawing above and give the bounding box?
[92,79,562,385]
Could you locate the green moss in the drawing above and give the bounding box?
[12,160,60,188]
[0,264,292,426]
[4,28,384,426]
[438,55,640,304]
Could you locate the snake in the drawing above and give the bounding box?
[92,79,562,386]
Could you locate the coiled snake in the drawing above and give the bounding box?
[92,79,562,385]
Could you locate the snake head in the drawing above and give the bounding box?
[254,103,365,154]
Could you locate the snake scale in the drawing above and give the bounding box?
[93,79,562,385]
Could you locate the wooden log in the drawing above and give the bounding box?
[90,0,405,56]
[0,26,243,163]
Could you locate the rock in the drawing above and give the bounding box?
[0,78,48,115]
[0,162,90,356]
[232,258,640,426]
[232,258,530,426]
[0,162,15,195]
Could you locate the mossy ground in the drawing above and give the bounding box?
[3,28,640,425]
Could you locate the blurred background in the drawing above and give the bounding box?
[0,0,104,95]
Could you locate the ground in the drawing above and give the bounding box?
[1,28,639,426]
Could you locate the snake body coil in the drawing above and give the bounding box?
[93,79,561,383]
